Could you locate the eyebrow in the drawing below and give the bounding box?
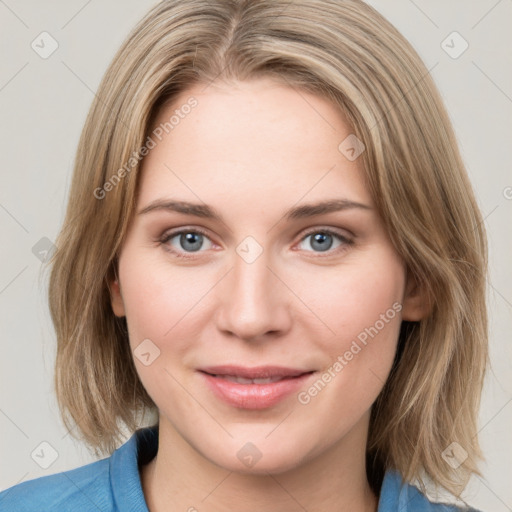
[137,198,371,221]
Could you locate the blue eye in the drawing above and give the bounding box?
[160,227,353,259]
[161,229,213,256]
[298,229,352,254]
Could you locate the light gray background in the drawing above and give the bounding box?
[0,1,511,510]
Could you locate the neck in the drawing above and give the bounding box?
[141,414,378,512]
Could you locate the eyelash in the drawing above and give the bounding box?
[158,226,354,260]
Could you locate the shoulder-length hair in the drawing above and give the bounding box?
[47,0,488,499]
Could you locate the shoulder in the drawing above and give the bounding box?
[0,457,112,512]
[0,427,156,512]
[378,469,483,512]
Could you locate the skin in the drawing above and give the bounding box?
[110,77,427,512]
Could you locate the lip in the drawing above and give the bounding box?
[198,365,315,409]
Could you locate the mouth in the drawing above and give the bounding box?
[207,374,294,384]
[197,365,316,409]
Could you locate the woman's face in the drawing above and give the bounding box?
[111,77,423,473]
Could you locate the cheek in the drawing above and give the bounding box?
[117,252,208,408]
[118,251,209,347]
[117,250,225,410]
[296,254,404,340]
[295,254,404,398]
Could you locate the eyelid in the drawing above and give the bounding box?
[300,226,353,241]
[159,226,216,257]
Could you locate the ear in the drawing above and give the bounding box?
[401,272,431,321]
[108,266,126,317]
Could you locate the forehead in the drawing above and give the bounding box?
[138,78,372,213]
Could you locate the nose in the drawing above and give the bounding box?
[215,244,292,342]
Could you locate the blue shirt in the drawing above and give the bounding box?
[0,425,481,511]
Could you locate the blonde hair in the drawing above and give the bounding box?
[47,0,488,499]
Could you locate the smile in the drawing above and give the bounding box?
[197,365,316,409]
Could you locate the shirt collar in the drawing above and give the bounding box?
[109,425,158,512]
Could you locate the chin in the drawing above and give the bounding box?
[204,439,312,476]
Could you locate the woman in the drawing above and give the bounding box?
[0,1,487,510]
